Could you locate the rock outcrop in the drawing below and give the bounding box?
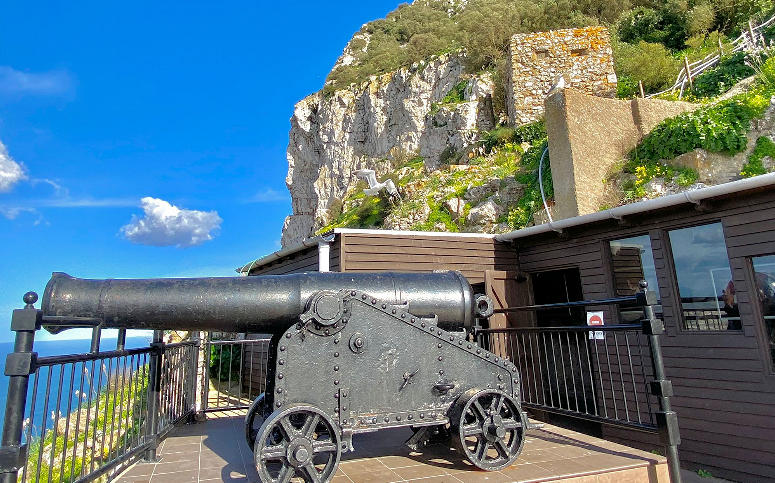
[283,53,495,246]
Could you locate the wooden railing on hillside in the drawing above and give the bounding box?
[647,13,775,99]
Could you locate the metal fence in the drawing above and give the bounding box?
[203,338,270,412]
[0,297,199,483]
[475,288,681,483]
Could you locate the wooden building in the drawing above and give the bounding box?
[238,173,775,482]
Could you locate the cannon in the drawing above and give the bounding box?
[42,271,527,482]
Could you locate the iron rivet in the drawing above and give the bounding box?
[278,373,283,379]
[437,330,442,335]
[392,309,396,314]
[459,340,463,345]
[412,318,417,323]
[343,308,348,313]
[420,322,424,327]
[342,406,347,410]
[334,352,339,357]
[439,370,444,375]
[408,414,413,420]
[280,345,286,351]
[343,391,348,397]
[382,303,387,309]
[401,313,406,318]
[498,384,504,390]
[334,365,339,371]
[476,349,480,354]
[438,343,442,348]
[485,354,490,359]
[325,329,330,335]
[334,380,339,385]
[277,388,283,393]
[420,413,424,418]
[276,402,282,407]
[396,416,401,421]
[514,379,519,383]
[467,344,472,349]
[449,336,454,341]
[384,417,390,422]
[279,359,285,365]
[286,333,292,338]
[498,374,503,381]
[494,357,498,362]
[438,356,443,361]
[351,291,356,296]
[335,393,339,398]
[371,299,376,304]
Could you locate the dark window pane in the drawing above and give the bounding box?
[531,268,584,326]
[668,223,738,331]
[751,255,775,368]
[610,235,661,322]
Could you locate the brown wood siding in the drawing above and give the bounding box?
[340,233,518,284]
[249,239,342,276]
[510,188,775,482]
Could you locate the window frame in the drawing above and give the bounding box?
[663,220,742,335]
[604,231,662,325]
[746,254,775,374]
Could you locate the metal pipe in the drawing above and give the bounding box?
[41,271,478,333]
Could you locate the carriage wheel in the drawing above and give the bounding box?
[452,389,526,471]
[254,404,341,483]
[245,393,269,450]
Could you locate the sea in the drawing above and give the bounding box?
[0,336,153,436]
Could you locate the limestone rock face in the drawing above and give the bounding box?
[282,53,495,246]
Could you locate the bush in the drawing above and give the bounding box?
[210,344,242,382]
[506,139,552,229]
[691,52,755,98]
[616,3,688,50]
[481,120,545,153]
[617,75,639,98]
[614,40,681,92]
[631,89,771,163]
[741,136,775,177]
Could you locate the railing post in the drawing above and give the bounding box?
[0,292,40,483]
[143,330,164,461]
[639,281,681,483]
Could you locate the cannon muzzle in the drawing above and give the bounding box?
[41,271,483,333]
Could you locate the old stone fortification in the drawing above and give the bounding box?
[283,53,495,246]
[545,88,697,219]
[507,26,617,125]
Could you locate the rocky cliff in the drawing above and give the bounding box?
[282,53,495,246]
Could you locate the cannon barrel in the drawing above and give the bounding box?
[41,271,479,333]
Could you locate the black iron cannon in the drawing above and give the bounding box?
[41,271,527,482]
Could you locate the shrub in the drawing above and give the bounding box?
[617,75,639,98]
[691,52,755,98]
[741,136,775,177]
[210,344,241,382]
[614,41,680,92]
[481,120,545,153]
[506,139,552,229]
[631,89,771,163]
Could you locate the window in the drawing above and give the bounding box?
[751,255,775,367]
[668,223,739,331]
[609,235,661,322]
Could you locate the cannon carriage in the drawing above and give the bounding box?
[41,271,528,482]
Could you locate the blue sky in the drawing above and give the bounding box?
[0,1,401,342]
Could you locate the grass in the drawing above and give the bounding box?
[741,136,775,177]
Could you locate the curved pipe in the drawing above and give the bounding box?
[42,271,478,334]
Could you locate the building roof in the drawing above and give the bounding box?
[236,228,496,274]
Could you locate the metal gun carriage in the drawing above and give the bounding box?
[40,270,527,482]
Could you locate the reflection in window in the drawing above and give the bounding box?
[610,235,661,322]
[668,223,739,331]
[751,255,775,368]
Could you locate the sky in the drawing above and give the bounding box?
[0,0,402,342]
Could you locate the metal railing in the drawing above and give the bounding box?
[0,296,199,483]
[475,287,681,482]
[203,338,270,412]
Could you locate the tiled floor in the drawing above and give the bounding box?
[115,410,667,483]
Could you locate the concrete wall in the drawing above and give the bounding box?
[545,88,697,219]
[507,26,617,125]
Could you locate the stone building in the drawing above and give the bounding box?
[506,26,617,125]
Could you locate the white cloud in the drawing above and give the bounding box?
[0,66,73,97]
[0,141,26,192]
[120,197,222,248]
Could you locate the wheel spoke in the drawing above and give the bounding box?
[462,423,483,437]
[495,394,504,414]
[261,444,286,461]
[471,400,487,421]
[502,418,522,430]
[494,440,510,459]
[302,414,320,438]
[475,439,489,461]
[302,462,322,483]
[276,464,294,483]
[313,440,337,454]
[279,417,297,439]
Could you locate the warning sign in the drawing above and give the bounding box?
[587,311,604,340]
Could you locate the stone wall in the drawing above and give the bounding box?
[545,88,698,220]
[507,26,617,125]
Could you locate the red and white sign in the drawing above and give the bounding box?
[587,311,604,340]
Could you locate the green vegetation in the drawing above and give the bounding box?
[209,343,242,382]
[506,140,553,229]
[741,136,775,177]
[324,0,774,100]
[430,80,469,115]
[25,369,149,483]
[690,52,755,98]
[697,468,714,478]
